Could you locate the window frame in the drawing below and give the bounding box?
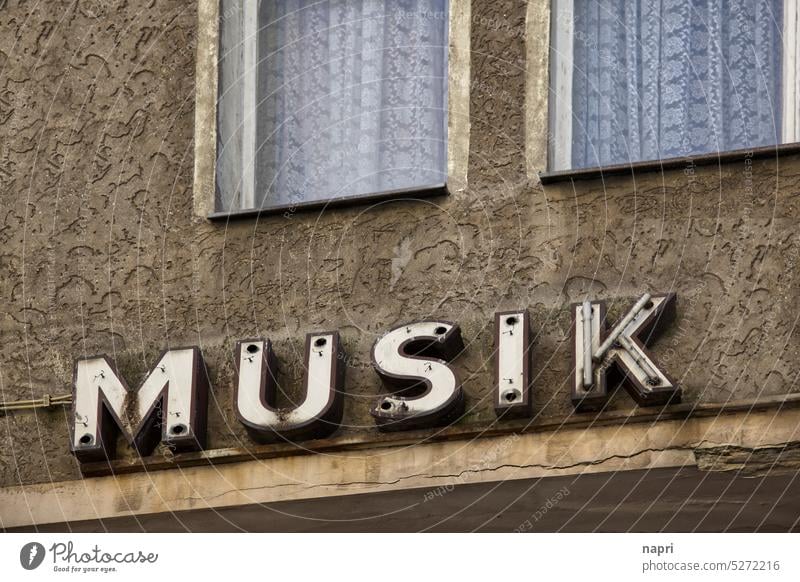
[193,0,471,220]
[543,0,800,177]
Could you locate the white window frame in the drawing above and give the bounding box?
[240,1,259,211]
[549,0,574,173]
[783,0,800,143]
[548,0,800,172]
[193,0,471,219]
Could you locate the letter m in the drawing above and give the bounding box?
[70,347,210,463]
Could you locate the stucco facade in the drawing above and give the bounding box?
[2,0,800,531]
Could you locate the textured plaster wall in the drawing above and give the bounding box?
[1,0,800,488]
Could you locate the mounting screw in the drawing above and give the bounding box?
[170,424,187,436]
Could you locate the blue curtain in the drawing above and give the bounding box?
[257,0,448,207]
[217,0,449,211]
[570,0,783,169]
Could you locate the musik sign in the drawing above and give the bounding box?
[69,293,680,463]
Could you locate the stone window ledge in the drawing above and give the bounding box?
[539,143,800,185]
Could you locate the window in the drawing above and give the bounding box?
[549,0,798,172]
[215,0,450,213]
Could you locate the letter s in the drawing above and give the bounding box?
[370,321,464,431]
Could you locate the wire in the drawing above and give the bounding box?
[0,394,72,413]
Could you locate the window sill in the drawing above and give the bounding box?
[207,183,449,222]
[538,143,800,185]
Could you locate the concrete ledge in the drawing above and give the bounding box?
[2,398,800,530]
[76,393,800,477]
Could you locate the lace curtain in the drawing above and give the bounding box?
[570,0,783,169]
[217,0,449,211]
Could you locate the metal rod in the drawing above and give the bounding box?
[618,335,661,385]
[593,293,652,361]
[0,394,72,413]
[581,300,593,387]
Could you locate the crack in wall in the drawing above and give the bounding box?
[178,441,722,505]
